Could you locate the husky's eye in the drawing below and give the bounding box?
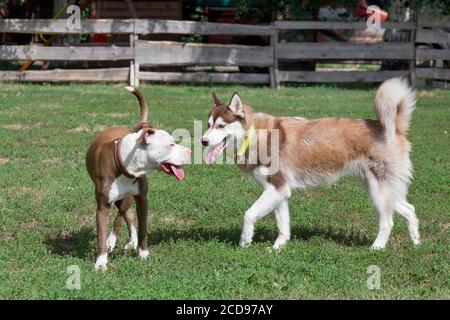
[169,143,175,147]
[217,124,225,129]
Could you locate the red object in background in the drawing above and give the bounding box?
[356,0,388,22]
[90,0,109,43]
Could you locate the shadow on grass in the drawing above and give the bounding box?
[44,226,95,259]
[44,224,371,259]
[148,224,372,247]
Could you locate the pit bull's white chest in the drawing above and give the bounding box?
[108,175,140,203]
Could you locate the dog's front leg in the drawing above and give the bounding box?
[95,201,111,271]
[135,177,149,260]
[240,186,288,248]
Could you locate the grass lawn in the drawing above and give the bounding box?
[0,83,448,299]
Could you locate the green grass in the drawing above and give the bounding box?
[0,83,448,300]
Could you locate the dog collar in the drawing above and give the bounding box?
[237,124,255,157]
[114,139,137,179]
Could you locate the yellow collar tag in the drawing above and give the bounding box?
[237,124,255,156]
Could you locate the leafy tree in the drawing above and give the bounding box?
[235,0,450,22]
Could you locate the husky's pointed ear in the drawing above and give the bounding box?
[228,92,244,118]
[212,92,222,107]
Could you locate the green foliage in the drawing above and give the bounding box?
[0,83,449,299]
[235,0,450,22]
[409,0,450,15]
[235,0,359,22]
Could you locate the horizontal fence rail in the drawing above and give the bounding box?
[0,45,133,61]
[0,19,448,87]
[275,43,414,60]
[274,20,416,30]
[135,41,273,66]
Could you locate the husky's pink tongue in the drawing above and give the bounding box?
[161,163,185,181]
[205,140,226,165]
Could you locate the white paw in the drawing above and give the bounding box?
[94,254,108,271]
[239,238,252,248]
[370,243,386,250]
[106,233,117,252]
[272,237,289,251]
[138,248,150,260]
[125,238,138,250]
[412,238,421,246]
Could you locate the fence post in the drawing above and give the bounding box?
[129,20,139,87]
[409,19,417,87]
[269,23,280,89]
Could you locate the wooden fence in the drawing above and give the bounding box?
[0,18,449,87]
[415,19,450,88]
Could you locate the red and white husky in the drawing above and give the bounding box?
[202,78,420,250]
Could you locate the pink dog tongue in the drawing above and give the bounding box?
[205,141,225,165]
[161,163,185,181]
[170,165,185,181]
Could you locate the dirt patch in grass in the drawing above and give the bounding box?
[1,231,15,240]
[19,219,44,230]
[7,185,49,204]
[108,112,131,118]
[69,125,108,133]
[417,91,443,98]
[2,123,43,130]
[42,157,64,166]
[79,213,94,227]
[161,214,194,227]
[7,185,33,193]
[0,157,10,165]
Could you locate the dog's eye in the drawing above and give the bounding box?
[169,143,175,147]
[217,124,225,129]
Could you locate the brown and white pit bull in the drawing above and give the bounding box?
[86,87,190,271]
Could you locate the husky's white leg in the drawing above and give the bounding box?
[240,186,289,248]
[273,200,290,250]
[395,200,420,245]
[366,173,394,249]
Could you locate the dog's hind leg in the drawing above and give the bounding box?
[365,173,395,249]
[107,210,123,253]
[395,199,420,245]
[273,200,290,250]
[121,197,138,250]
[107,197,136,252]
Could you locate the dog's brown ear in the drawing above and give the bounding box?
[212,92,222,107]
[136,127,155,144]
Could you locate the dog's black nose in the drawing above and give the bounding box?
[201,137,209,146]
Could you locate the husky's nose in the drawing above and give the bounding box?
[201,137,209,146]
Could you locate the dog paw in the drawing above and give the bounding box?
[370,244,386,250]
[138,248,150,260]
[94,254,108,272]
[412,239,421,246]
[239,239,252,248]
[125,239,138,250]
[272,237,289,251]
[106,233,117,252]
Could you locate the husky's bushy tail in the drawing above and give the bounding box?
[374,77,416,137]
